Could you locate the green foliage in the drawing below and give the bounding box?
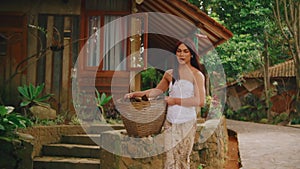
[291,116,300,125]
[273,113,289,124]
[33,118,59,126]
[201,95,223,119]
[70,114,82,125]
[141,67,164,90]
[197,164,203,169]
[259,118,269,124]
[32,114,65,126]
[18,83,53,107]
[95,90,112,108]
[0,106,32,138]
[95,90,113,121]
[188,0,291,81]
[224,94,267,122]
[217,34,262,81]
[31,112,81,126]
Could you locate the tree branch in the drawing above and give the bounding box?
[273,0,289,41]
[284,0,294,37]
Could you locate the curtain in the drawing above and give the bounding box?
[87,16,101,67]
[87,15,127,70]
[103,15,127,70]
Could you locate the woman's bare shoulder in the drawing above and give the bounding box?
[165,69,173,74]
[164,69,173,81]
[192,68,204,79]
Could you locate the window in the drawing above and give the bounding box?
[85,0,130,71]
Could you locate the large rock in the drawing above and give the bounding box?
[30,105,56,120]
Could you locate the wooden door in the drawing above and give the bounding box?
[0,13,27,106]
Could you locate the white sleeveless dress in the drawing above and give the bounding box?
[167,79,197,124]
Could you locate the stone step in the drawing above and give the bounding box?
[61,134,100,145]
[84,124,125,134]
[33,156,100,169]
[42,143,100,158]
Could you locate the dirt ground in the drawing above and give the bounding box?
[224,131,240,169]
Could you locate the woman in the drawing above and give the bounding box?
[125,38,206,169]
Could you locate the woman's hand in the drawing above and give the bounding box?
[165,96,179,106]
[124,92,134,99]
[124,91,144,99]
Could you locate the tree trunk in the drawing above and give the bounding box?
[273,0,300,115]
[263,32,272,122]
[295,58,300,114]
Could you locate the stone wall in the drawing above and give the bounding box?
[100,117,228,169]
[100,128,166,169]
[19,125,86,157]
[192,117,228,169]
[101,148,165,169]
[1,118,228,169]
[0,138,33,169]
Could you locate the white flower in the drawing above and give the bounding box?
[5,106,14,113]
[272,81,278,86]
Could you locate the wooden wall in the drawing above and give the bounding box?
[226,77,297,114]
[0,0,131,114]
[35,14,80,112]
[35,14,130,113]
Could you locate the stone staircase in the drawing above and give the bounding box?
[33,134,101,169]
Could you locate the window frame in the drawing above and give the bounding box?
[80,0,131,72]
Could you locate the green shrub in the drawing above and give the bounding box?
[291,116,300,125]
[141,67,164,90]
[259,118,269,124]
[273,113,289,124]
[225,93,267,122]
[198,165,203,169]
[18,83,53,107]
[0,106,32,138]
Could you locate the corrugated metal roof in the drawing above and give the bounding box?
[136,0,233,54]
[244,59,295,78]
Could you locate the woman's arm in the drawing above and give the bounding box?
[125,70,171,99]
[165,71,205,107]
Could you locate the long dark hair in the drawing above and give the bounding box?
[172,38,205,83]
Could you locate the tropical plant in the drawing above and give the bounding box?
[18,83,53,107]
[0,106,32,138]
[95,90,112,115]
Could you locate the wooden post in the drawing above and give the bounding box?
[129,1,142,92]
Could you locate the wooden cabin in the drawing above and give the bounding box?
[0,0,232,113]
[227,59,297,114]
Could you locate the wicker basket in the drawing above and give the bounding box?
[116,99,166,137]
